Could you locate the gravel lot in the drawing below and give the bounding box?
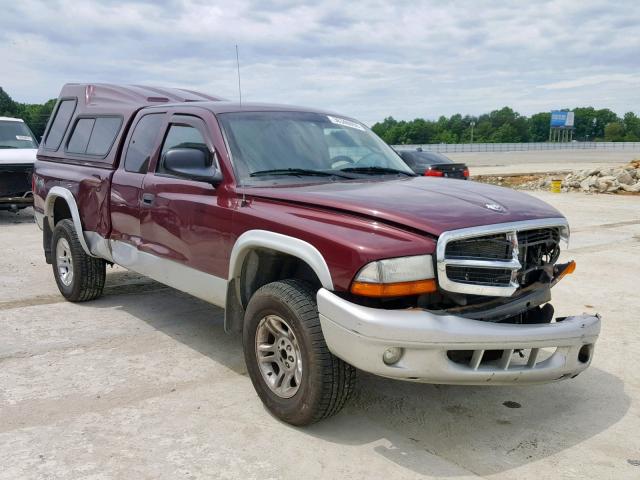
[1,193,639,480]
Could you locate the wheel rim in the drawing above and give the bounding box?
[255,315,303,398]
[56,237,74,286]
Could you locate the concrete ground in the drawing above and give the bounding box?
[446,150,640,176]
[1,194,639,480]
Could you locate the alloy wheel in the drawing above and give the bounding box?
[255,315,303,398]
[56,237,74,286]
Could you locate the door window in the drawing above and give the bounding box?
[158,124,210,174]
[124,113,164,173]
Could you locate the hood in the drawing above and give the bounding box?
[242,177,564,237]
[0,148,37,165]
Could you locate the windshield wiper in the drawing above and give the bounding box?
[340,166,415,176]
[249,168,353,179]
[0,146,18,149]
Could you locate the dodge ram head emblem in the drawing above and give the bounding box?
[485,203,506,213]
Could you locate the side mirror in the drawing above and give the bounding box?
[163,148,222,185]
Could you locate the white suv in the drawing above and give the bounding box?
[0,117,38,210]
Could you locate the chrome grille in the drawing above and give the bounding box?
[517,228,560,247]
[436,219,568,297]
[445,234,513,260]
[446,265,514,286]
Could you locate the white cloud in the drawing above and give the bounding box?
[538,74,639,90]
[1,0,639,124]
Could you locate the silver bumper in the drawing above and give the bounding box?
[317,289,600,385]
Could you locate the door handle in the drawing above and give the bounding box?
[142,193,155,205]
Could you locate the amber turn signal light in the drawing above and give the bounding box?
[557,260,576,281]
[350,279,437,298]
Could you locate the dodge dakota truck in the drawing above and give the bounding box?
[0,116,37,210]
[33,84,600,426]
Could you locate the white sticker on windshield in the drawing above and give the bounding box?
[16,135,31,141]
[327,115,365,131]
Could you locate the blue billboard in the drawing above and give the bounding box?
[550,111,574,127]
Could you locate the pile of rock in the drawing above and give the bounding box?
[516,177,552,191]
[562,160,640,193]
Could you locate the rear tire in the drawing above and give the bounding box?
[51,219,106,302]
[243,279,356,426]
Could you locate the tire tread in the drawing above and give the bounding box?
[52,219,106,302]
[245,279,356,425]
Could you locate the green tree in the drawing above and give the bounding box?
[488,107,529,142]
[622,112,640,141]
[14,99,56,139]
[473,120,494,143]
[604,122,626,142]
[572,107,597,140]
[528,112,551,141]
[593,109,620,140]
[433,130,457,144]
[492,123,520,142]
[0,87,17,116]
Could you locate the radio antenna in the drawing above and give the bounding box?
[235,44,242,106]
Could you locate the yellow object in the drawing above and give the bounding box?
[550,179,562,193]
[557,260,577,281]
[350,279,437,298]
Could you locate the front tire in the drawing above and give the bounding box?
[243,280,356,426]
[51,219,106,302]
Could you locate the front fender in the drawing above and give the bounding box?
[228,229,334,291]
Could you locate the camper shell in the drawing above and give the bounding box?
[38,83,224,168]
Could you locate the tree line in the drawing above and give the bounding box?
[2,87,639,144]
[0,87,56,140]
[372,106,640,144]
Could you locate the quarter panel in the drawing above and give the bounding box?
[34,159,114,236]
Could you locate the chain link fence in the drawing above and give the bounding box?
[393,142,640,153]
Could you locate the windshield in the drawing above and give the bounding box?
[218,111,414,184]
[0,120,38,149]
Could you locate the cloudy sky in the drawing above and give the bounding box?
[2,0,639,124]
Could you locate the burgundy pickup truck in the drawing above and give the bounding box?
[34,84,600,425]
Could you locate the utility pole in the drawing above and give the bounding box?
[470,121,475,144]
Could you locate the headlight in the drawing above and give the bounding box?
[559,225,570,248]
[350,255,436,297]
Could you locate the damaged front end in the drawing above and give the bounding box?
[343,218,579,326]
[318,218,600,384]
[429,218,574,322]
[425,260,576,324]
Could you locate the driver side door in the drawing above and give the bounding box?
[138,113,232,306]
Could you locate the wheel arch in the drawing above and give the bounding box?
[44,187,93,257]
[224,230,334,333]
[229,230,334,291]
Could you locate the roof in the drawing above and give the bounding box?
[58,84,350,119]
[52,83,230,130]
[60,83,225,108]
[0,117,25,122]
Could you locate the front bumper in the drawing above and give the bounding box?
[0,164,33,205]
[317,289,600,385]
